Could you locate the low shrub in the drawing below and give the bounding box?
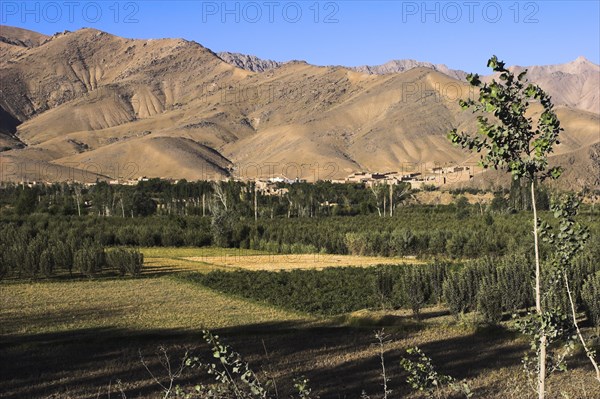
[477,278,503,325]
[396,267,430,319]
[74,245,105,277]
[106,248,144,276]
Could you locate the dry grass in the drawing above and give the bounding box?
[140,246,269,259]
[183,253,421,271]
[139,247,273,275]
[414,190,496,205]
[0,264,311,398]
[139,247,419,273]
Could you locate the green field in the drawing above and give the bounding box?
[0,277,307,335]
[2,247,598,399]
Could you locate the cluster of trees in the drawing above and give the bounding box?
[192,267,388,315]
[441,246,600,325]
[1,176,569,221]
[0,214,213,249]
[0,182,159,217]
[0,223,143,279]
[106,248,144,277]
[192,252,600,326]
[0,180,414,218]
[245,209,599,259]
[1,205,598,262]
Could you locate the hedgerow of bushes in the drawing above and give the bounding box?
[190,251,600,322]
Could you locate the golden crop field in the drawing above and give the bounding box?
[184,253,419,271]
[139,247,420,273]
[139,247,271,275]
[139,247,269,259]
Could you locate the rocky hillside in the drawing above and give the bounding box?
[220,52,600,114]
[350,59,468,80]
[218,52,283,72]
[0,25,48,48]
[507,56,600,114]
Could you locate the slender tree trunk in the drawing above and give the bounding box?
[370,186,382,217]
[75,194,81,216]
[254,184,258,222]
[532,181,546,399]
[563,272,600,382]
[389,184,393,217]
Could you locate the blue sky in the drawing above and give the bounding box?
[2,1,599,73]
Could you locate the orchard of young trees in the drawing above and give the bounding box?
[0,221,143,279]
[188,251,600,327]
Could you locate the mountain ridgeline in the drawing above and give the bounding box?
[0,25,598,189]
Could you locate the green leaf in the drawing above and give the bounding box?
[466,73,481,86]
[487,56,498,69]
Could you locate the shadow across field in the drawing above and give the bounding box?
[1,318,535,399]
[214,324,528,398]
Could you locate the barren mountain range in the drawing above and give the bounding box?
[220,52,600,114]
[218,52,468,81]
[0,25,598,189]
